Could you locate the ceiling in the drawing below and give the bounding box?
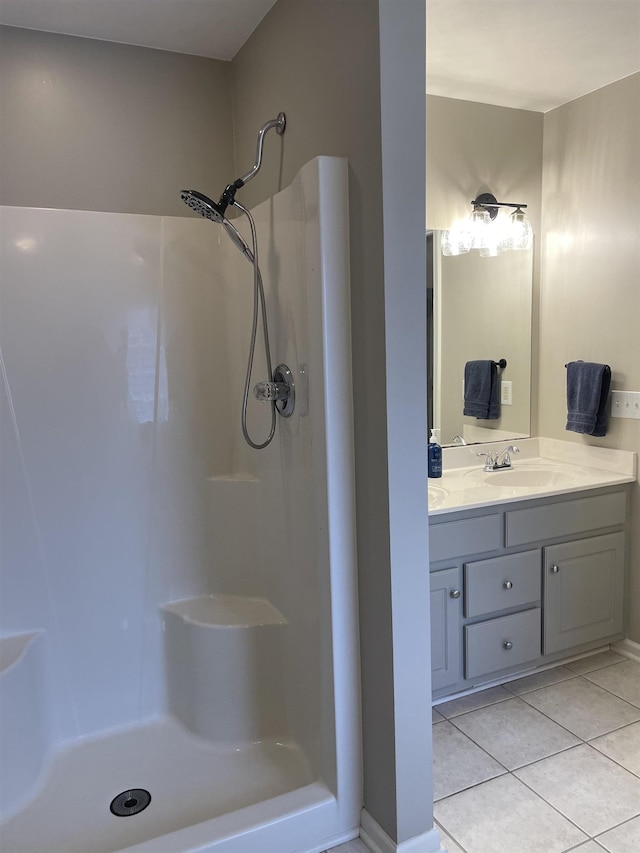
[0,0,638,109]
[427,0,640,112]
[0,0,278,61]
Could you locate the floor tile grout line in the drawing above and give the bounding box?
[435,693,512,721]
[581,677,640,709]
[514,691,628,743]
[586,721,640,779]
[435,655,636,710]
[445,701,581,773]
[512,765,596,841]
[436,765,591,849]
[512,743,640,839]
[592,811,640,843]
[564,657,629,676]
[501,669,579,697]
[582,740,640,783]
[435,819,469,853]
[433,763,509,804]
[444,717,512,772]
[516,675,640,739]
[562,841,600,852]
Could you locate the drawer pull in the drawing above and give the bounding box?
[503,581,513,590]
[503,641,513,650]
[550,564,560,574]
[450,589,461,599]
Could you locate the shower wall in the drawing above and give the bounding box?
[0,208,234,740]
[0,158,352,807]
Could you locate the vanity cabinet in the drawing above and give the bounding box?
[429,486,629,699]
[430,566,462,691]
[544,532,625,654]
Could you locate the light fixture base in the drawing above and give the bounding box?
[473,192,499,220]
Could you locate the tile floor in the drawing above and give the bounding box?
[326,650,640,853]
[432,651,640,853]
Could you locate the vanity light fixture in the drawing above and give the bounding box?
[441,191,533,257]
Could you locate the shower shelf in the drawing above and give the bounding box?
[207,474,259,484]
[0,631,50,818]
[162,594,286,628]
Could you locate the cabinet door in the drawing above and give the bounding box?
[430,567,462,692]
[544,533,625,655]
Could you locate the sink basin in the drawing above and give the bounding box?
[465,464,581,488]
[428,484,449,508]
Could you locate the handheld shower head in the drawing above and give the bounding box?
[180,188,226,222]
[180,189,254,261]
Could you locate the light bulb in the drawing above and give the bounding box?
[441,219,472,255]
[469,208,492,250]
[510,208,533,250]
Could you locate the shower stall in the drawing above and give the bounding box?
[0,156,361,852]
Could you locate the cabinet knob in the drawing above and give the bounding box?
[550,564,560,574]
[450,589,461,599]
[503,641,513,650]
[503,580,513,590]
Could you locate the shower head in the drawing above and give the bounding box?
[180,189,254,261]
[180,189,225,223]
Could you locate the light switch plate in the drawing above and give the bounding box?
[610,390,640,419]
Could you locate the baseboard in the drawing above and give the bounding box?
[360,810,446,853]
[613,638,640,663]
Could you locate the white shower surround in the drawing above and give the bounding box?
[0,157,361,851]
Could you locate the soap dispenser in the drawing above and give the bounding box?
[428,428,442,479]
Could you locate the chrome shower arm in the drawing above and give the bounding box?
[217,113,286,213]
[237,113,286,186]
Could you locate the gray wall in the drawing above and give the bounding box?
[539,73,640,642]
[378,2,432,843]
[233,0,431,843]
[0,26,234,216]
[231,0,396,835]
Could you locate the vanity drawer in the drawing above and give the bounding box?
[465,608,541,680]
[464,550,541,618]
[429,514,502,563]
[505,491,626,548]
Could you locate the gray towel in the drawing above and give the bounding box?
[566,361,611,436]
[463,360,500,420]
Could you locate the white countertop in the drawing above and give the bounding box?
[428,437,637,516]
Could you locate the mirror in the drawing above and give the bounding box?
[427,231,533,447]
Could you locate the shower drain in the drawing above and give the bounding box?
[110,789,151,817]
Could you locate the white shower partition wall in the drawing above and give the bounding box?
[0,157,361,853]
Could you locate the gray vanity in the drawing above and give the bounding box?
[429,439,635,700]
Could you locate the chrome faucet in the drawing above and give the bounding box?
[477,445,520,471]
[451,434,467,445]
[495,445,520,468]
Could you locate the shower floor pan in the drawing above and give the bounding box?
[0,716,314,853]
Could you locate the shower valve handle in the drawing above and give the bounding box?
[253,381,290,403]
[253,364,295,418]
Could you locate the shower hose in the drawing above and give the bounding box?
[232,201,277,450]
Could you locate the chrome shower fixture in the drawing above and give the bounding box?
[181,113,286,223]
[180,189,254,261]
[179,114,291,451]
